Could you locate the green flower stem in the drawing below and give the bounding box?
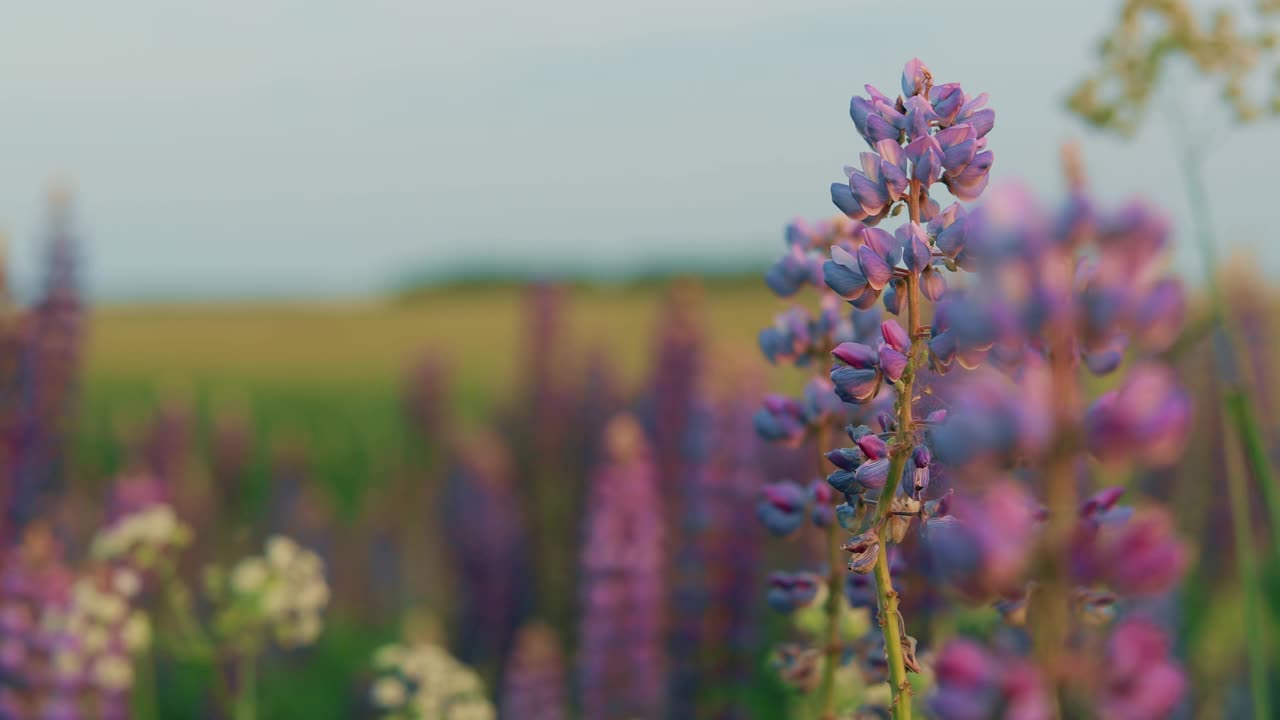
[233,650,258,720]
[1224,415,1273,720]
[1223,392,1274,717]
[131,648,159,720]
[866,187,925,719]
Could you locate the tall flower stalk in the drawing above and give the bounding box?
[921,158,1193,716]
[1069,6,1280,714]
[576,414,666,720]
[754,58,996,719]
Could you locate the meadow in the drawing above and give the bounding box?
[52,275,1275,719]
[8,3,1280,717]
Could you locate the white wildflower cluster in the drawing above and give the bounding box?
[223,535,329,649]
[40,566,151,695]
[89,504,191,572]
[369,643,495,720]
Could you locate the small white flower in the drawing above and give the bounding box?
[293,612,323,646]
[443,668,482,696]
[112,569,142,598]
[53,649,83,679]
[260,586,287,617]
[265,536,299,569]
[91,654,135,692]
[83,625,111,654]
[371,677,407,708]
[72,579,100,608]
[123,612,151,652]
[295,579,330,610]
[93,592,128,624]
[138,506,178,543]
[231,558,269,594]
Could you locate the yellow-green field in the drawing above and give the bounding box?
[87,281,786,400]
[76,280,796,503]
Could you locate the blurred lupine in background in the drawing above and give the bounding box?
[7,190,84,544]
[441,430,530,680]
[1071,4,1280,716]
[577,414,666,720]
[500,622,567,720]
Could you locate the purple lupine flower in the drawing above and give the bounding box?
[808,479,836,528]
[923,482,1038,600]
[830,341,883,404]
[825,446,867,495]
[578,414,666,720]
[695,387,770,719]
[823,230,898,303]
[402,351,450,444]
[837,59,994,250]
[765,571,823,613]
[879,319,911,383]
[106,472,169,522]
[898,223,932,275]
[0,522,75,718]
[753,394,808,447]
[839,140,910,221]
[757,480,807,536]
[759,307,812,366]
[849,90,904,147]
[1085,364,1191,467]
[1097,616,1185,720]
[762,299,867,370]
[943,151,994,202]
[8,190,85,539]
[766,223,830,297]
[443,430,530,669]
[645,281,705,508]
[501,622,567,720]
[908,445,932,500]
[667,393,734,718]
[929,363,1054,467]
[927,639,1050,720]
[1074,507,1187,597]
[929,202,969,263]
[801,376,853,428]
[939,183,1186,381]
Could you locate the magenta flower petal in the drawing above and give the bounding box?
[897,222,932,274]
[921,266,947,301]
[832,341,879,369]
[880,319,910,354]
[855,433,888,460]
[878,345,908,382]
[857,245,893,290]
[901,58,931,97]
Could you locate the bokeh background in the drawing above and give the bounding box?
[0,1,1277,718]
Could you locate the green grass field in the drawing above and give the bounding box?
[75,280,792,502]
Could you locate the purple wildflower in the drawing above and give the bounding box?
[1098,617,1185,720]
[578,415,666,720]
[501,623,567,720]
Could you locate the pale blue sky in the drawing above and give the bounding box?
[0,0,1273,299]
